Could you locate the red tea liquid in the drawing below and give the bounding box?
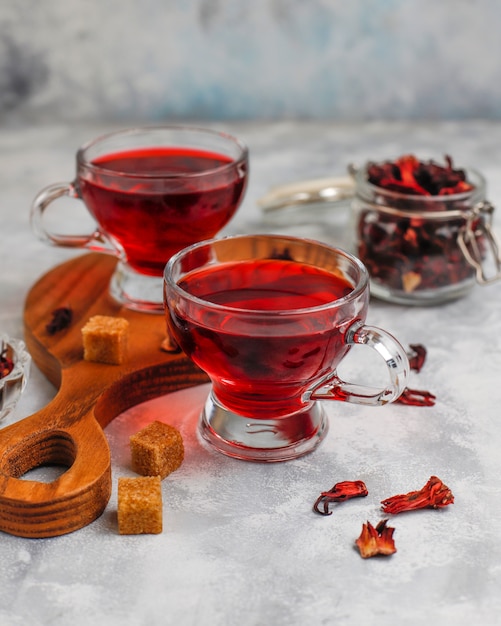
[79,147,247,276]
[169,258,356,417]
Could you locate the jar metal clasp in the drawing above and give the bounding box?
[458,201,501,285]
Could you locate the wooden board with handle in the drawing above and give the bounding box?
[0,253,207,538]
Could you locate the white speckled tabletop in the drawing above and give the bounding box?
[1,121,501,626]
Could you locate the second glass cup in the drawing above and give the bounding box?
[164,234,410,462]
[31,126,249,312]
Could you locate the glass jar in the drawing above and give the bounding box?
[0,335,31,422]
[258,163,501,306]
[351,164,500,305]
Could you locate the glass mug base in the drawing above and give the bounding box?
[199,390,329,462]
[109,261,164,313]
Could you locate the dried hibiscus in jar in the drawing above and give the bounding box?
[351,155,492,305]
[0,342,14,380]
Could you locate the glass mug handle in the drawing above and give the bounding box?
[30,182,117,254]
[305,321,409,406]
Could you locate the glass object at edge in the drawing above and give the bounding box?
[0,335,31,423]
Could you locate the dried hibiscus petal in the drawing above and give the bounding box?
[406,343,427,373]
[46,306,73,335]
[396,388,436,407]
[381,476,454,514]
[397,345,435,405]
[313,480,368,516]
[355,519,396,558]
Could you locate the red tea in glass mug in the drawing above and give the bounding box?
[79,146,246,276]
[31,126,249,312]
[175,257,354,417]
[164,234,410,462]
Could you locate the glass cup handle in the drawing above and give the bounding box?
[306,321,410,406]
[30,182,117,254]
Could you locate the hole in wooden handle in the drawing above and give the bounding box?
[0,430,76,479]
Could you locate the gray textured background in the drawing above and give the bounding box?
[1,0,499,123]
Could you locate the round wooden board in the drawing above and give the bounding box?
[0,253,207,538]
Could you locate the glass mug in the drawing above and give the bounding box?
[31,126,249,312]
[164,234,410,462]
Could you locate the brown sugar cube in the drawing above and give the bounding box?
[130,420,184,479]
[117,476,163,535]
[81,315,129,365]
